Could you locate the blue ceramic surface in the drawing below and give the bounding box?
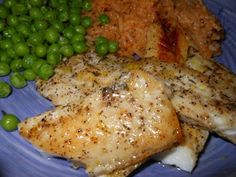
[0,1,236,177]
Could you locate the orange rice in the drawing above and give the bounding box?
[85,0,157,57]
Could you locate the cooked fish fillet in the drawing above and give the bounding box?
[154,123,209,172]
[139,58,236,143]
[36,53,124,106]
[99,123,208,175]
[185,55,236,101]
[19,70,182,176]
[36,52,236,144]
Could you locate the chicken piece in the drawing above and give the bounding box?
[154,123,209,172]
[36,52,236,144]
[19,70,182,176]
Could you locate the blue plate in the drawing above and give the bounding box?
[0,1,236,177]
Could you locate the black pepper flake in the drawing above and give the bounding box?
[132,53,141,61]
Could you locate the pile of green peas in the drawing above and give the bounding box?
[0,0,120,131]
[0,0,96,97]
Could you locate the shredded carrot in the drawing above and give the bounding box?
[85,0,157,57]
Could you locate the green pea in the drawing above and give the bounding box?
[3,0,17,9]
[11,3,27,15]
[71,33,85,43]
[58,36,69,45]
[51,20,64,32]
[45,27,59,43]
[74,25,86,35]
[0,81,12,98]
[10,59,23,72]
[108,41,119,53]
[58,10,69,22]
[95,36,108,46]
[73,41,88,54]
[27,33,44,46]
[15,42,30,57]
[3,26,16,38]
[11,33,24,44]
[98,14,110,25]
[0,62,11,76]
[61,44,74,57]
[57,2,68,12]
[0,51,11,64]
[23,69,37,81]
[0,39,12,49]
[29,7,43,19]
[40,6,48,14]
[0,113,20,131]
[22,55,38,69]
[96,43,108,56]
[35,44,47,58]
[82,0,92,11]
[38,63,54,80]
[6,48,16,59]
[0,62,11,77]
[47,52,61,67]
[63,27,76,39]
[17,24,31,37]
[69,13,81,26]
[48,43,60,54]
[44,10,57,22]
[7,14,19,26]
[34,20,48,31]
[10,72,27,88]
[81,16,93,28]
[32,59,46,74]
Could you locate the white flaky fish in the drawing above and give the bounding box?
[154,123,209,172]
[19,70,182,176]
[36,52,236,144]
